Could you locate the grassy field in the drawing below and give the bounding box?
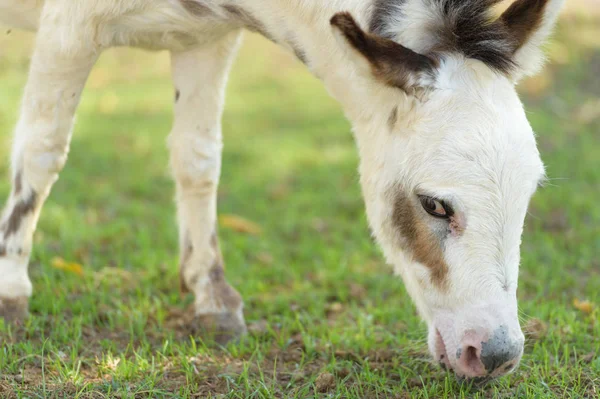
[0,9,599,399]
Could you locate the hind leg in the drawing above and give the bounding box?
[0,15,98,322]
[169,31,246,342]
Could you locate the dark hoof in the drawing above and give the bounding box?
[0,296,29,324]
[195,308,247,345]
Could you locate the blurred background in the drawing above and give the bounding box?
[0,1,599,397]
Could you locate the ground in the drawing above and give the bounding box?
[0,8,599,399]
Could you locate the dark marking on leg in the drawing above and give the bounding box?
[0,244,6,257]
[210,230,219,251]
[14,170,22,196]
[208,232,242,310]
[177,229,247,343]
[209,262,224,282]
[180,0,213,17]
[175,89,181,103]
[187,271,200,293]
[179,233,194,294]
[2,192,37,239]
[388,106,398,131]
[209,262,243,310]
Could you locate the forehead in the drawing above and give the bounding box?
[399,60,545,192]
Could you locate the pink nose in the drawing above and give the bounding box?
[454,327,524,378]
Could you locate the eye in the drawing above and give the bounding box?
[419,195,452,219]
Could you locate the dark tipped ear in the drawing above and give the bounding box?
[330,12,437,92]
[500,0,565,79]
[501,0,551,52]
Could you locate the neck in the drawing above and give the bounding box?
[239,0,385,117]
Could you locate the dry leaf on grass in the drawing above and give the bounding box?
[248,320,269,335]
[315,372,335,393]
[255,252,274,265]
[219,214,262,235]
[573,298,594,314]
[582,352,596,363]
[93,267,133,281]
[51,257,84,276]
[326,302,343,316]
[523,318,548,341]
[349,283,367,301]
[575,98,600,124]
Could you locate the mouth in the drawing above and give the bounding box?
[434,328,451,370]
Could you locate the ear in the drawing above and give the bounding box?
[330,12,438,92]
[500,0,566,80]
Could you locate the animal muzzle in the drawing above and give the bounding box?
[429,301,525,379]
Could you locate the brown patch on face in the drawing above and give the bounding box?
[330,12,437,91]
[0,244,6,257]
[2,192,37,239]
[388,106,398,131]
[175,89,181,103]
[180,0,213,17]
[391,190,449,288]
[500,0,550,53]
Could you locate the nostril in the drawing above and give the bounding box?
[464,346,481,371]
[456,344,486,378]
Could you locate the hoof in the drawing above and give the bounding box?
[195,307,247,345]
[167,305,247,345]
[0,296,29,324]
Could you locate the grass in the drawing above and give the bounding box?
[0,11,599,399]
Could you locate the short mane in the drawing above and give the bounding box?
[370,0,517,74]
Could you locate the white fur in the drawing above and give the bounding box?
[0,0,562,377]
[0,0,42,30]
[0,257,32,297]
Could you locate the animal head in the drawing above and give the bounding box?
[330,0,564,379]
